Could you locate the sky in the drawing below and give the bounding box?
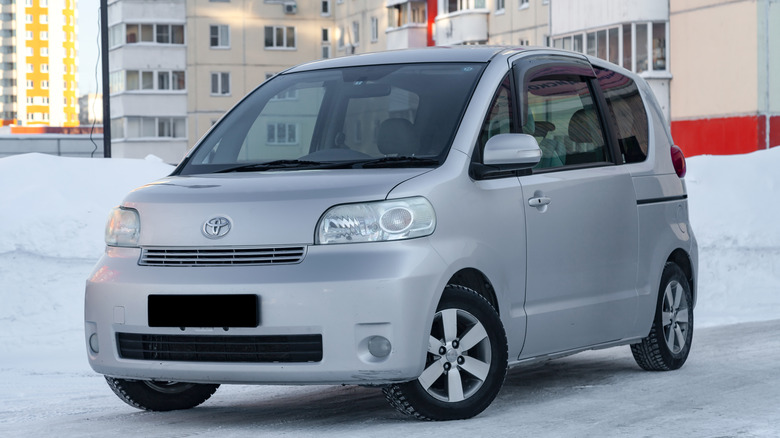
[78,0,100,96]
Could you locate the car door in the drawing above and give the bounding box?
[513,55,640,358]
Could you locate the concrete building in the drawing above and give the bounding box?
[185,0,336,144]
[78,92,102,125]
[669,0,780,155]
[0,0,79,127]
[104,0,775,161]
[549,0,671,122]
[106,0,188,162]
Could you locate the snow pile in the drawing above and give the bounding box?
[685,147,780,249]
[0,153,173,259]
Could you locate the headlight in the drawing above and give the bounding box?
[105,207,140,247]
[317,197,436,244]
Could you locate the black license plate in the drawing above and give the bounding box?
[148,294,259,328]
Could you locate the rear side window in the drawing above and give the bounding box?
[522,75,608,169]
[595,68,649,163]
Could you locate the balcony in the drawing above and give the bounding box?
[386,24,428,50]
[434,9,489,46]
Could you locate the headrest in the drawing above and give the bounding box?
[568,108,601,143]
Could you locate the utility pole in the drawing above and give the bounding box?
[100,0,111,157]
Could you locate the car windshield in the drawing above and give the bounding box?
[175,63,486,175]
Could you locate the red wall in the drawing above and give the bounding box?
[671,115,780,156]
[427,0,437,46]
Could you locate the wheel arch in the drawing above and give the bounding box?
[446,268,500,315]
[666,248,696,306]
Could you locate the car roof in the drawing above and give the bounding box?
[284,46,525,73]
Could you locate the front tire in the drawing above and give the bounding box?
[631,262,694,371]
[383,285,508,420]
[105,376,220,411]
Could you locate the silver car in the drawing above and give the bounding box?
[85,47,697,420]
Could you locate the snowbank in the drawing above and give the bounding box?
[686,147,780,249]
[0,153,173,259]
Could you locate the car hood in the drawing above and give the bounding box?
[122,168,432,247]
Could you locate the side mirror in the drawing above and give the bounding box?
[472,134,541,180]
[483,134,542,166]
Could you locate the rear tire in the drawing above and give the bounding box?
[631,262,694,371]
[383,285,508,420]
[105,376,219,411]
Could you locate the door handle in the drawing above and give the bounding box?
[528,196,551,207]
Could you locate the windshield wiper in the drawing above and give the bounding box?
[215,160,351,173]
[355,156,440,168]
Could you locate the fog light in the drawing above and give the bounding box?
[367,336,391,358]
[89,333,99,354]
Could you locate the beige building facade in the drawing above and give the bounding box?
[669,0,780,155]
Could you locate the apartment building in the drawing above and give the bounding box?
[0,0,79,127]
[107,0,776,160]
[106,0,188,162]
[548,0,671,122]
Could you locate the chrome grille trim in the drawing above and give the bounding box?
[139,246,307,266]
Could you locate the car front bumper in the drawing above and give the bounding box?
[84,240,446,385]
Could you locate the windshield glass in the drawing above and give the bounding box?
[176,63,486,175]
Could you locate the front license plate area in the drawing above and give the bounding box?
[148,295,259,328]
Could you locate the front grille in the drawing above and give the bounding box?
[117,333,323,363]
[139,246,306,266]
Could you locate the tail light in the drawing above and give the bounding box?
[671,145,687,178]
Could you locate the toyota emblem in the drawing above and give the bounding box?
[203,216,231,239]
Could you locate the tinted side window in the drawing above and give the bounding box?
[477,74,515,156]
[595,67,649,163]
[523,75,608,169]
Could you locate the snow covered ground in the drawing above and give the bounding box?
[1,150,779,436]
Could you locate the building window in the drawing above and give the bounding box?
[41,80,49,89]
[121,117,186,139]
[108,25,122,48]
[322,28,329,43]
[172,71,186,90]
[371,17,378,42]
[264,26,295,49]
[321,0,330,15]
[211,72,230,95]
[496,0,505,11]
[26,63,34,73]
[41,64,48,72]
[158,71,171,90]
[352,21,360,45]
[125,70,154,91]
[210,25,230,48]
[322,45,331,59]
[519,0,529,8]
[25,31,33,39]
[267,123,298,145]
[271,88,298,101]
[26,80,34,88]
[123,24,186,45]
[40,14,48,24]
[553,22,668,73]
[25,14,33,23]
[338,26,345,49]
[41,47,48,56]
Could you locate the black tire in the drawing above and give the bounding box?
[631,262,694,371]
[383,285,508,421]
[105,376,219,411]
